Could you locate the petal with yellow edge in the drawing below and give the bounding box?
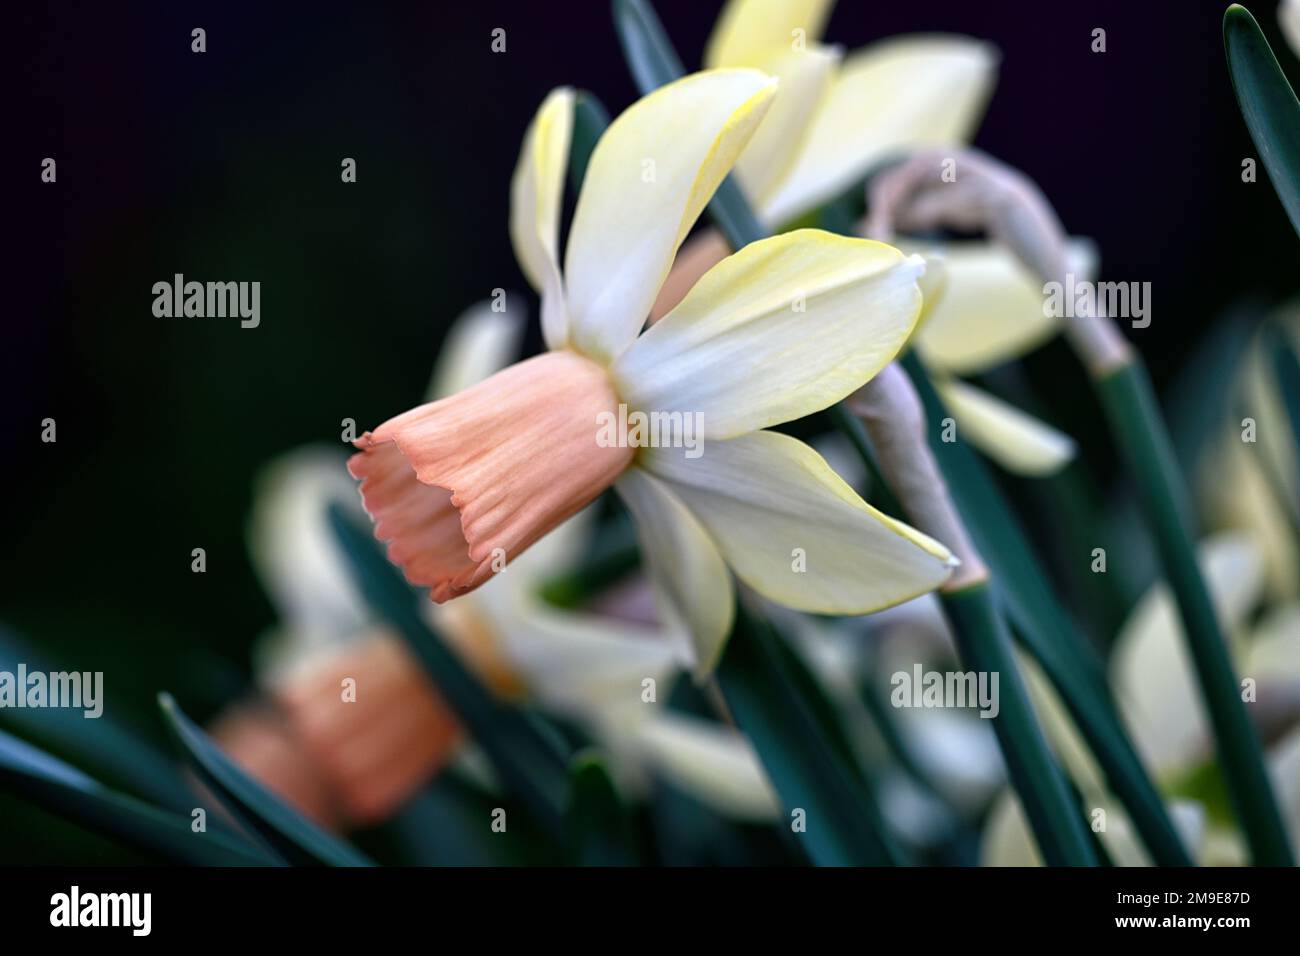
[614,230,923,440]
[641,431,955,618]
[935,378,1076,476]
[761,36,998,225]
[564,69,777,365]
[615,466,735,676]
[509,88,573,350]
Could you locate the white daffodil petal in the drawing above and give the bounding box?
[615,466,735,675]
[1248,601,1300,682]
[249,447,368,643]
[509,88,574,350]
[1113,533,1265,774]
[1282,0,1300,62]
[425,299,526,401]
[912,240,1086,375]
[761,36,998,225]
[642,431,955,615]
[565,69,777,365]
[733,46,839,206]
[704,0,834,68]
[1268,724,1300,858]
[493,602,686,724]
[615,230,923,440]
[935,378,1076,476]
[632,713,780,822]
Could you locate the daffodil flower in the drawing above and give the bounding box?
[704,0,998,227]
[1282,0,1300,60]
[348,70,956,674]
[982,533,1300,865]
[230,299,783,825]
[906,240,1093,477]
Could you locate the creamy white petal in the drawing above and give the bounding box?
[733,46,839,207]
[425,299,526,401]
[632,713,780,822]
[614,230,923,440]
[1113,533,1265,774]
[761,36,999,225]
[642,431,955,615]
[704,0,834,67]
[935,378,1076,476]
[615,466,735,675]
[1282,0,1300,62]
[509,88,573,350]
[565,69,777,365]
[912,240,1093,375]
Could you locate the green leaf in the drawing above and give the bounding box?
[1225,4,1300,237]
[568,91,611,197]
[157,692,374,867]
[0,728,274,866]
[566,750,638,866]
[1095,358,1295,865]
[1268,323,1300,471]
[716,605,905,866]
[325,504,572,835]
[0,626,194,811]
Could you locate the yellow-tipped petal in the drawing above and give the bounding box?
[615,466,735,676]
[704,0,834,68]
[935,378,1076,476]
[912,240,1093,375]
[614,230,923,440]
[761,35,999,224]
[565,69,777,365]
[733,45,839,207]
[1113,533,1264,774]
[425,299,526,401]
[642,431,955,617]
[509,88,574,350]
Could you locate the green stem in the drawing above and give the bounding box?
[1094,357,1294,865]
[939,583,1096,865]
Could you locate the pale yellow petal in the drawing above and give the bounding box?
[615,466,735,676]
[761,36,998,224]
[642,431,955,616]
[733,46,839,206]
[935,378,1076,476]
[632,713,780,822]
[912,239,1094,375]
[565,69,777,364]
[1113,533,1265,774]
[509,88,574,350]
[614,230,923,439]
[704,0,834,67]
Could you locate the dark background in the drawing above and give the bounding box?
[5,0,1298,857]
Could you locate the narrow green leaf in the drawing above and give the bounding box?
[1224,4,1300,237]
[157,692,374,867]
[0,626,194,811]
[566,751,639,866]
[0,728,274,866]
[326,504,572,835]
[1268,324,1300,473]
[716,605,905,866]
[568,91,611,196]
[1095,358,1295,865]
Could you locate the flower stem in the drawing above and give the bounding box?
[1093,356,1295,865]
